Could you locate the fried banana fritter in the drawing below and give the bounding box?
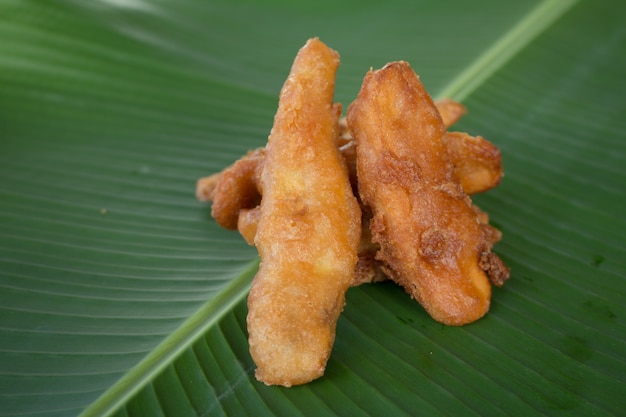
[347,61,506,326]
[246,38,361,386]
[196,103,506,288]
[434,97,467,127]
[201,148,264,229]
[197,42,511,385]
[445,132,502,195]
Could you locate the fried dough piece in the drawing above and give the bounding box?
[347,61,505,325]
[199,148,264,229]
[445,132,502,195]
[196,174,220,202]
[339,97,465,141]
[435,97,467,127]
[352,208,387,285]
[238,206,261,245]
[247,38,361,387]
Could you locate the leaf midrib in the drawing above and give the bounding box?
[79,259,259,417]
[436,0,580,100]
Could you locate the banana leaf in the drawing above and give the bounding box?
[1,0,625,416]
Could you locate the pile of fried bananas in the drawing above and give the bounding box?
[197,38,509,387]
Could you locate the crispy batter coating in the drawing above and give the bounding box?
[339,98,465,141]
[238,206,261,245]
[347,61,502,326]
[445,132,502,195]
[198,148,264,229]
[435,97,467,127]
[352,208,387,285]
[196,173,220,202]
[246,38,361,386]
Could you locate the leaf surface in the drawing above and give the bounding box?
[1,0,625,416]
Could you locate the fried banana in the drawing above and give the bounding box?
[197,148,264,230]
[246,38,361,386]
[347,61,506,326]
[434,97,467,127]
[445,132,502,195]
[197,104,505,288]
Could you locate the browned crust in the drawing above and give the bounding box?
[246,38,361,386]
[347,61,495,326]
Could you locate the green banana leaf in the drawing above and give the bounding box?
[1,0,625,415]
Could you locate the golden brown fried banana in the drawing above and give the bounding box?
[352,209,387,285]
[445,132,503,195]
[339,97,465,142]
[435,97,467,127]
[196,108,505,288]
[247,38,361,386]
[201,148,264,230]
[195,174,220,202]
[238,206,260,245]
[347,61,504,326]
